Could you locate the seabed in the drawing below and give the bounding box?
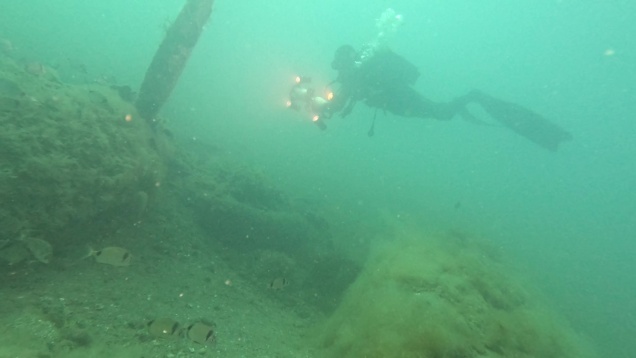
[0,52,596,358]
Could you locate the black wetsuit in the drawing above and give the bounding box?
[323,49,464,121]
[322,47,572,151]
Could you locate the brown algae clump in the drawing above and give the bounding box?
[0,54,167,246]
[315,233,596,358]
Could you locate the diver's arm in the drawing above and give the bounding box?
[328,85,362,118]
[320,89,351,118]
[341,97,357,117]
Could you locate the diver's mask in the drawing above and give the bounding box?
[331,45,357,71]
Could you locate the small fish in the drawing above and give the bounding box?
[21,236,53,264]
[66,58,88,74]
[268,277,289,290]
[24,61,46,76]
[186,322,215,345]
[86,246,132,266]
[147,318,180,338]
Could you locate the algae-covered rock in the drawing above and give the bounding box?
[171,157,331,254]
[0,55,166,246]
[315,233,596,358]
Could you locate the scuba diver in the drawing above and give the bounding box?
[309,44,573,151]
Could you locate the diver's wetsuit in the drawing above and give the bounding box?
[323,48,467,121]
[320,45,572,151]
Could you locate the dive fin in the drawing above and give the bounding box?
[471,90,573,151]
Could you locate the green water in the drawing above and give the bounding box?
[1,1,634,357]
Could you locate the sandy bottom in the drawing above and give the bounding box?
[0,211,319,358]
[0,194,601,358]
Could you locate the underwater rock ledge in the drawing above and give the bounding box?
[315,234,597,358]
[0,55,167,258]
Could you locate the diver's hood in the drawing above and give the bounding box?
[331,45,357,70]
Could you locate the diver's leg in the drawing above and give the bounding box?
[383,87,460,120]
[465,90,573,151]
[446,91,484,123]
[417,98,457,121]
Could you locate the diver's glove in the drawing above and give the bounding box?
[320,107,334,119]
[340,100,357,118]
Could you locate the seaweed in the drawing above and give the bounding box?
[314,232,596,358]
[0,55,168,252]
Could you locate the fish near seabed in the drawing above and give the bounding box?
[268,277,289,290]
[20,236,53,264]
[186,322,216,345]
[147,318,181,338]
[86,246,132,266]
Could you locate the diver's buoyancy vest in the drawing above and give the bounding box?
[359,50,420,89]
